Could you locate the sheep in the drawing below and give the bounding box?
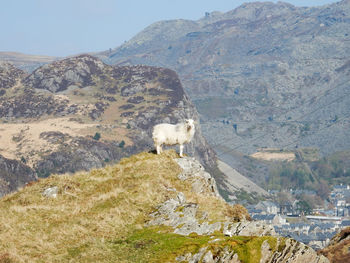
[152,119,195,157]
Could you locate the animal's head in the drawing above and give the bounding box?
[185,119,195,133]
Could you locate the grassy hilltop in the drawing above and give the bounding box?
[0,150,245,262]
[0,150,327,262]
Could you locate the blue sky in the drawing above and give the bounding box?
[0,0,340,57]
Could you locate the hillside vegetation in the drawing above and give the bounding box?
[260,150,350,194]
[0,150,245,262]
[217,146,350,203]
[0,150,328,262]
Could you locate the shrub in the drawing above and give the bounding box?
[20,156,26,164]
[119,140,125,148]
[93,132,101,141]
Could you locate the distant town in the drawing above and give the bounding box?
[247,184,350,250]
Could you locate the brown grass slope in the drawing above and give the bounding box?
[319,226,350,263]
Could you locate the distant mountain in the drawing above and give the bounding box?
[100,0,350,157]
[0,51,57,72]
[0,54,216,196]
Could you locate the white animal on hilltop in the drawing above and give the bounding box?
[152,119,195,157]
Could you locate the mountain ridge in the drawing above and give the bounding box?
[100,0,350,157]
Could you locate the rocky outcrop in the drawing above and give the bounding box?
[174,157,221,197]
[0,154,37,197]
[318,226,350,263]
[23,55,105,93]
[148,157,223,235]
[147,156,328,263]
[147,157,251,236]
[176,238,329,263]
[0,55,217,195]
[0,62,26,92]
[0,149,328,262]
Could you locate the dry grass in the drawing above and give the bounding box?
[0,118,98,166]
[0,116,133,166]
[250,151,295,162]
[0,150,236,262]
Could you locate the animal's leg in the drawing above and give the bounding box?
[179,144,184,157]
[156,144,161,155]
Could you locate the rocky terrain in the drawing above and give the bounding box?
[0,150,328,262]
[0,55,216,197]
[100,0,350,157]
[319,226,350,263]
[0,155,37,197]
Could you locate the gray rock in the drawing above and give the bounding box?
[189,247,207,263]
[176,192,186,204]
[202,250,214,263]
[223,221,276,237]
[260,240,272,263]
[148,157,227,236]
[176,246,240,263]
[174,157,222,199]
[42,186,58,198]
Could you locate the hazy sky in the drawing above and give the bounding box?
[0,0,341,57]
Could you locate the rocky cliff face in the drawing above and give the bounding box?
[101,0,350,157]
[0,54,216,196]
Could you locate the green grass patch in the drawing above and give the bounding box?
[109,226,211,262]
[108,227,283,263]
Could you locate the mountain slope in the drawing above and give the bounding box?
[101,0,350,156]
[0,154,37,197]
[0,54,216,196]
[319,226,350,263]
[0,150,328,262]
